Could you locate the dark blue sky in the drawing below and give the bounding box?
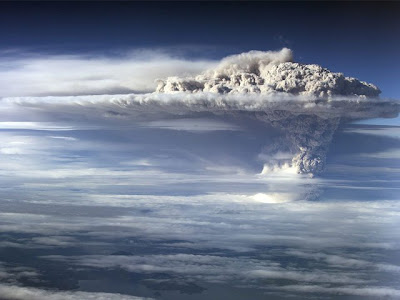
[1,1,399,97]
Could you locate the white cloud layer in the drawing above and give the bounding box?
[0,284,151,300]
[36,198,400,297]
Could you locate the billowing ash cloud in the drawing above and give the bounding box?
[153,48,393,175]
[1,49,398,176]
[156,48,380,97]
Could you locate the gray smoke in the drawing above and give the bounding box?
[255,112,340,175]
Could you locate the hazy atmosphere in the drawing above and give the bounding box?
[0,2,399,300]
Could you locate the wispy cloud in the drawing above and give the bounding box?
[0,49,217,97]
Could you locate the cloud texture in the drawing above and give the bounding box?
[157,48,380,97]
[0,284,150,300]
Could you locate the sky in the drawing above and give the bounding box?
[0,2,400,300]
[0,1,399,98]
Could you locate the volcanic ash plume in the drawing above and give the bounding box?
[155,48,393,175]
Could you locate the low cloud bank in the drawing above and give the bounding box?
[0,283,150,300]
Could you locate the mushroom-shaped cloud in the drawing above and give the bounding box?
[155,48,395,175]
